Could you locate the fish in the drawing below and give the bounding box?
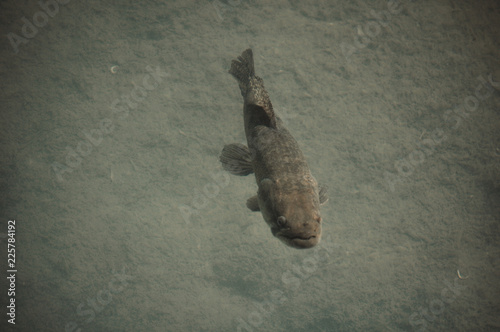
[220,48,328,249]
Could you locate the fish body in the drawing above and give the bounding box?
[220,49,327,249]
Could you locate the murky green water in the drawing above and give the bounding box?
[1,0,499,331]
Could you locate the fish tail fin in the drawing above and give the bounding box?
[229,48,255,96]
[229,48,277,128]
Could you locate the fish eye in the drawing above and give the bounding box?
[277,216,287,227]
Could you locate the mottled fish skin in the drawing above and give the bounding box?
[220,49,327,249]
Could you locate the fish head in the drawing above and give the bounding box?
[258,179,322,249]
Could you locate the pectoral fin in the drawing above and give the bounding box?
[219,143,253,176]
[319,184,329,205]
[246,195,260,211]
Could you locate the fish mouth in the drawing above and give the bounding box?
[291,234,316,241]
[277,232,321,249]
